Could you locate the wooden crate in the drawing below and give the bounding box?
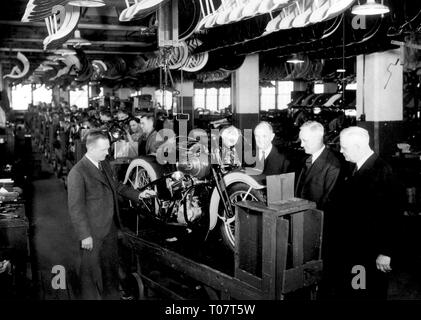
[235,173,324,299]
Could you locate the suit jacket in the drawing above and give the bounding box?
[67,156,140,241]
[262,145,290,176]
[332,153,404,263]
[295,147,341,210]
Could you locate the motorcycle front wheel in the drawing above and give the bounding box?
[123,157,164,231]
[219,182,265,252]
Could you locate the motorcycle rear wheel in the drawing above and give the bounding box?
[219,182,265,252]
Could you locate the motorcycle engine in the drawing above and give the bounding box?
[176,142,210,179]
[176,183,211,225]
[164,172,211,225]
[176,193,203,224]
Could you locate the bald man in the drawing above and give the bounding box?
[254,121,290,175]
[331,126,404,300]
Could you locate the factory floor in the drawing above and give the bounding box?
[15,138,421,300]
[29,157,80,299]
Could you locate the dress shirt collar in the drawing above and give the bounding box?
[311,145,325,164]
[356,150,374,170]
[85,154,99,169]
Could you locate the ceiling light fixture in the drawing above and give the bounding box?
[67,0,106,7]
[46,55,66,61]
[65,29,92,48]
[287,54,305,64]
[326,0,356,18]
[351,0,390,16]
[54,46,77,56]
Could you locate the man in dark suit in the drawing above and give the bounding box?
[254,121,290,175]
[67,129,154,299]
[331,126,404,300]
[296,121,341,210]
[295,121,341,299]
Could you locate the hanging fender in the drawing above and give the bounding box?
[3,52,30,80]
[208,171,265,231]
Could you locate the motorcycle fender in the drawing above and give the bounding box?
[123,157,160,184]
[208,172,265,231]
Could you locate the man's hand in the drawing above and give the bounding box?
[376,254,392,273]
[81,236,93,250]
[139,189,156,199]
[125,129,133,143]
[0,260,11,274]
[13,187,23,194]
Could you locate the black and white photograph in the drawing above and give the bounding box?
[0,0,421,311]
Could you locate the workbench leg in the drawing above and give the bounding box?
[310,285,319,300]
[203,285,220,300]
[134,254,145,300]
[131,272,145,300]
[220,291,231,300]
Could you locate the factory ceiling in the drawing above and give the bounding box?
[0,0,419,88]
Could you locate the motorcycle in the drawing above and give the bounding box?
[122,127,266,251]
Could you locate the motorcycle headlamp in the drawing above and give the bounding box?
[221,126,240,148]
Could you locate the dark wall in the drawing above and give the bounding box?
[358,120,405,159]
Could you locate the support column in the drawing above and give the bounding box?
[52,86,60,107]
[175,80,194,132]
[53,86,69,106]
[232,54,260,131]
[0,64,3,92]
[356,49,403,157]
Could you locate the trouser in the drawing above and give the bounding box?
[78,225,120,300]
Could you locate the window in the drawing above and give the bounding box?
[194,88,205,109]
[69,85,89,109]
[259,81,294,111]
[218,88,231,109]
[33,84,52,105]
[277,81,294,109]
[314,83,325,94]
[11,84,32,110]
[260,85,276,111]
[130,90,142,97]
[206,88,218,111]
[155,89,173,109]
[194,88,231,111]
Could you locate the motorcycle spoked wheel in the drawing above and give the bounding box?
[219,183,266,252]
[125,164,158,217]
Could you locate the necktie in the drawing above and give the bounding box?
[256,150,265,171]
[98,161,103,172]
[305,155,313,170]
[296,156,312,197]
[351,165,358,176]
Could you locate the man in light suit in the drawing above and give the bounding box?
[254,121,290,175]
[67,129,153,299]
[296,121,341,210]
[331,126,405,300]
